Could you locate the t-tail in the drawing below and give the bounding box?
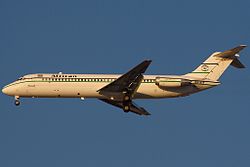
[185,45,247,81]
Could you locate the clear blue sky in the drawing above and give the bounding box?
[1,0,250,166]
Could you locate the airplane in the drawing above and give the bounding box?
[2,45,247,116]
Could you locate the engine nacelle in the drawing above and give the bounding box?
[155,77,191,88]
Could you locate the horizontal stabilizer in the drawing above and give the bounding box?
[214,45,246,69]
[214,45,247,58]
[231,57,245,68]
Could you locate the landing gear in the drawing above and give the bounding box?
[122,98,131,113]
[123,105,130,112]
[122,89,130,99]
[122,90,132,113]
[124,95,130,101]
[15,100,20,106]
[14,96,20,106]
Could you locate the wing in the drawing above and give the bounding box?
[97,60,152,101]
[99,99,151,116]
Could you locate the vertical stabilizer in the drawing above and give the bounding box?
[185,45,246,81]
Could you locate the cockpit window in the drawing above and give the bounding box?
[17,77,24,81]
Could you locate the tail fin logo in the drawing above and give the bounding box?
[201,64,209,71]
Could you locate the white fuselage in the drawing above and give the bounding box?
[2,73,220,99]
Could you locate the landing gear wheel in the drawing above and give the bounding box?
[122,93,131,113]
[15,100,20,106]
[124,95,130,101]
[123,105,130,112]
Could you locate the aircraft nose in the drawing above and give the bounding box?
[2,86,11,95]
[2,87,8,94]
